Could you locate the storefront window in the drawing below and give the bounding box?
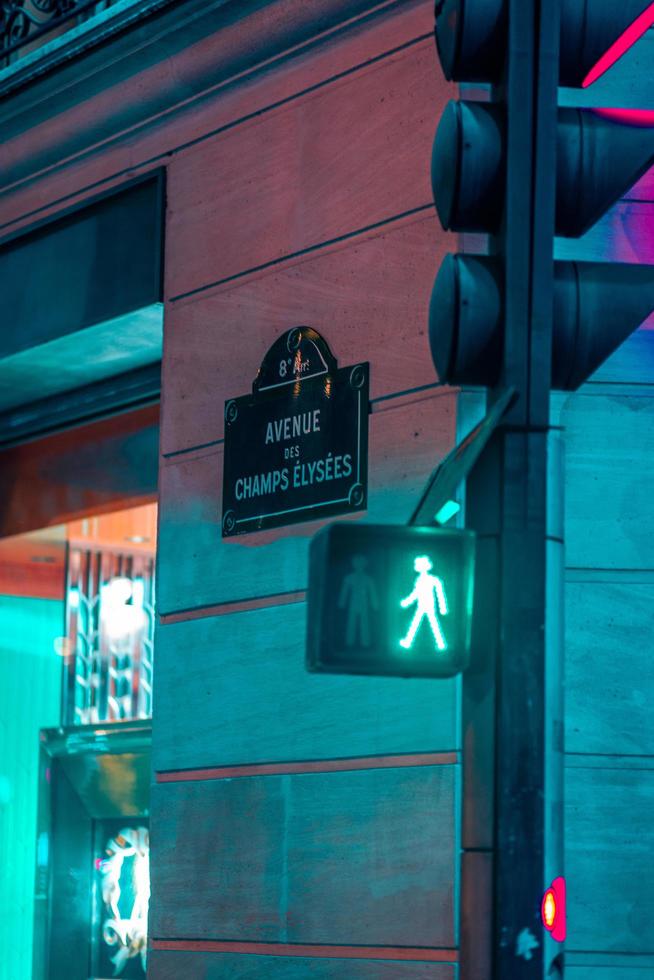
[0,502,155,980]
[63,549,155,726]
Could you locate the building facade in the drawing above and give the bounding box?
[0,1,653,978]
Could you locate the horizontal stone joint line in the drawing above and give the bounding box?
[159,590,306,624]
[161,381,452,462]
[161,435,224,459]
[566,751,654,758]
[565,567,654,580]
[167,205,433,303]
[565,948,654,957]
[565,752,654,769]
[155,751,460,782]
[370,382,447,405]
[565,566,654,572]
[149,938,459,962]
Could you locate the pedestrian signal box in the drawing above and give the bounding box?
[306,523,475,678]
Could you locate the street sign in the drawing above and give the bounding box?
[306,523,475,678]
[222,327,369,536]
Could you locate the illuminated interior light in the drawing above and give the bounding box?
[435,499,461,525]
[98,827,150,975]
[53,636,72,658]
[399,555,449,651]
[105,577,133,606]
[583,3,654,87]
[131,578,146,609]
[102,577,146,642]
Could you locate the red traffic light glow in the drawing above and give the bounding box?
[583,2,654,87]
[541,876,567,942]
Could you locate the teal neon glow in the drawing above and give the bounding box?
[0,596,62,980]
[434,499,461,525]
[399,555,449,651]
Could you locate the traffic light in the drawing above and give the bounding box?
[430,0,654,390]
[306,523,475,678]
[541,876,567,943]
[434,1,654,87]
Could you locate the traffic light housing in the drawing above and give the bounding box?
[306,523,475,678]
[435,0,654,87]
[430,255,654,389]
[430,0,654,390]
[431,103,654,239]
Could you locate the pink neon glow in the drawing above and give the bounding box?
[583,3,654,87]
[593,107,654,127]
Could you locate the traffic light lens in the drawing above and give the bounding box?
[434,0,506,83]
[542,889,556,928]
[582,2,654,88]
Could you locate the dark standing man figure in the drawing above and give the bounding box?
[338,555,379,647]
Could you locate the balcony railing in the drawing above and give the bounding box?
[1,0,117,67]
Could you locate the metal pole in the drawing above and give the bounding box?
[461,2,564,977]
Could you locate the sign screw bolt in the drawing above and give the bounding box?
[225,400,238,424]
[349,483,364,506]
[223,510,236,534]
[349,365,366,389]
[287,328,302,352]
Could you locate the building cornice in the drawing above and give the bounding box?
[0,0,178,98]
[0,0,408,195]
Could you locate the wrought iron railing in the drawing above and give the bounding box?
[1,0,117,66]
[62,546,155,726]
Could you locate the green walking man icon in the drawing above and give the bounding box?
[399,555,449,651]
